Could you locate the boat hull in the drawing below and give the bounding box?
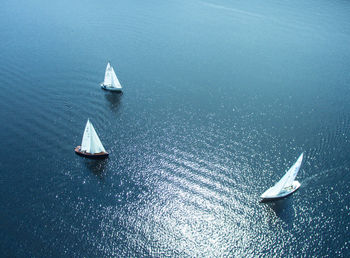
[101,84,122,92]
[260,181,300,202]
[74,146,109,159]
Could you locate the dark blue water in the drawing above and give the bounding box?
[1,0,350,256]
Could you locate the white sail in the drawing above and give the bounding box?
[80,119,106,154]
[284,153,303,187]
[103,62,113,86]
[81,120,91,152]
[110,67,122,89]
[89,121,106,153]
[103,62,122,89]
[263,153,304,196]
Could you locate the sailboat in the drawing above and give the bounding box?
[100,62,122,92]
[75,119,109,158]
[261,153,304,201]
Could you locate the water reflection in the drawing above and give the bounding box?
[264,197,295,227]
[104,92,123,112]
[84,159,108,180]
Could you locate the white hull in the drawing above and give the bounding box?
[101,84,122,92]
[261,180,300,200]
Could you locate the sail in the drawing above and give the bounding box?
[81,120,91,152]
[284,153,303,187]
[110,67,122,88]
[80,120,106,154]
[103,62,122,89]
[266,153,304,196]
[103,62,113,86]
[89,122,106,154]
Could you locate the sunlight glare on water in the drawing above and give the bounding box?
[0,0,350,256]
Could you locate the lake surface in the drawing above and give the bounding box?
[1,0,350,256]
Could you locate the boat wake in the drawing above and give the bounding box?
[302,166,346,187]
[199,1,265,19]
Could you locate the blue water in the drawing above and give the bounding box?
[1,0,350,256]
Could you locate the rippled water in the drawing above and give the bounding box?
[0,0,350,256]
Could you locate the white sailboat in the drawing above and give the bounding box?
[261,153,304,201]
[75,119,109,158]
[100,62,122,92]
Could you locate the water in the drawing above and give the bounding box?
[0,0,350,256]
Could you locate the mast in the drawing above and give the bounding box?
[102,61,122,89]
[283,153,303,188]
[103,62,112,86]
[265,153,304,196]
[89,122,106,154]
[110,66,122,89]
[81,119,91,153]
[80,119,106,154]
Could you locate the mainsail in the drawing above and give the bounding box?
[266,153,304,196]
[103,62,122,89]
[81,119,106,154]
